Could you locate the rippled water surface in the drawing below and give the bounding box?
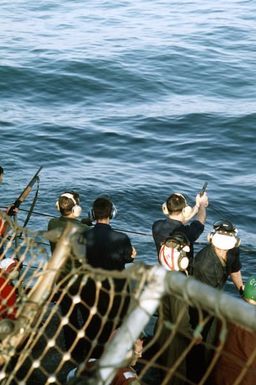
[1,0,256,289]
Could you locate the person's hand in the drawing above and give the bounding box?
[131,246,137,259]
[239,285,244,297]
[6,204,19,217]
[196,192,208,208]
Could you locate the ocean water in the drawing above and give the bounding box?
[1,0,256,290]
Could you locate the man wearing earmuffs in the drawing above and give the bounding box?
[154,231,202,385]
[47,191,90,360]
[85,196,137,270]
[152,191,208,274]
[192,220,244,293]
[81,196,137,359]
[187,220,244,383]
[48,191,90,264]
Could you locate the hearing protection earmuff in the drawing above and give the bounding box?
[110,203,117,219]
[158,232,190,272]
[56,193,82,218]
[89,200,117,221]
[162,193,197,221]
[207,220,240,250]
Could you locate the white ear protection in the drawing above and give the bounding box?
[162,202,169,215]
[208,220,240,250]
[56,193,82,218]
[159,244,189,271]
[208,232,240,250]
[158,232,190,272]
[162,193,197,222]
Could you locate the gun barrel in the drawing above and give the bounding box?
[200,182,208,197]
[13,166,43,208]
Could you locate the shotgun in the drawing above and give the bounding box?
[7,166,43,216]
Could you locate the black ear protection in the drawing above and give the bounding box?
[56,193,82,218]
[162,193,194,219]
[89,198,117,221]
[207,220,240,249]
[159,232,190,271]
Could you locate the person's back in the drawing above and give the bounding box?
[83,197,137,358]
[47,191,89,279]
[154,232,202,385]
[85,196,136,271]
[47,191,89,361]
[152,191,208,272]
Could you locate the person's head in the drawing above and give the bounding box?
[0,166,4,184]
[243,276,256,305]
[208,220,240,252]
[56,191,82,218]
[158,231,190,272]
[162,193,194,222]
[91,197,117,221]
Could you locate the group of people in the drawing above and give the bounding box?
[151,191,255,385]
[47,191,138,383]
[47,186,255,385]
[1,164,255,385]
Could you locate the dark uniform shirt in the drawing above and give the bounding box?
[193,244,241,289]
[84,223,134,271]
[83,223,134,358]
[152,218,204,268]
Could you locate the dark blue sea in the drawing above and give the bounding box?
[1,0,256,292]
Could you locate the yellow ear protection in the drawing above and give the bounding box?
[207,220,240,250]
[162,193,195,220]
[56,193,82,218]
[158,232,190,271]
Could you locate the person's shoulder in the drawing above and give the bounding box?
[152,218,167,230]
[111,227,130,240]
[189,220,205,230]
[75,219,90,231]
[228,247,240,258]
[48,217,62,230]
[195,244,211,259]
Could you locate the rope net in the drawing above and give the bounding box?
[0,211,255,385]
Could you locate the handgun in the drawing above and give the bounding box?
[200,182,208,197]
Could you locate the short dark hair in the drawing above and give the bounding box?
[166,193,187,214]
[0,166,4,175]
[92,197,113,220]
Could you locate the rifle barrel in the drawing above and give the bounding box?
[13,166,43,208]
